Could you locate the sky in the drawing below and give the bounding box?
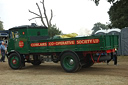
[0,0,111,35]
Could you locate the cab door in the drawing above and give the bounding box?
[7,30,15,52]
[14,30,29,54]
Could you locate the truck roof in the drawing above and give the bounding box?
[9,24,47,30]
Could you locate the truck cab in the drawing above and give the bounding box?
[8,24,48,54]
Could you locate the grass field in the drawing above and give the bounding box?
[0,56,128,85]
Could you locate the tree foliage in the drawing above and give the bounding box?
[92,22,109,35]
[48,24,62,37]
[92,0,116,5]
[0,20,4,30]
[108,0,128,29]
[92,0,128,29]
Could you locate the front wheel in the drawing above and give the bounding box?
[8,53,22,70]
[60,52,80,73]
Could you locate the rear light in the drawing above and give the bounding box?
[106,49,115,53]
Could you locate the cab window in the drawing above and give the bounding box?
[10,31,19,39]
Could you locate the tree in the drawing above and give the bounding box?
[29,0,53,28]
[0,20,4,30]
[92,22,109,35]
[108,0,128,29]
[48,24,62,37]
[29,0,62,37]
[92,0,128,29]
[92,0,117,5]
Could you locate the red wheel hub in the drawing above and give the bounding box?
[12,59,17,64]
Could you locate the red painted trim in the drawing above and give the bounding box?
[30,42,47,47]
[48,40,75,46]
[106,49,115,53]
[90,54,95,63]
[22,32,25,35]
[19,41,24,48]
[83,51,106,55]
[77,39,100,45]
[30,38,100,47]
[97,53,101,63]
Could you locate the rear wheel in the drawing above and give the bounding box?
[61,52,80,73]
[82,54,94,68]
[8,53,22,69]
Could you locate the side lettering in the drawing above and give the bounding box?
[30,42,47,47]
[48,40,75,46]
[76,39,100,44]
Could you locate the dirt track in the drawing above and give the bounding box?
[0,56,128,85]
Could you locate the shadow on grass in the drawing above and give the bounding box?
[18,63,120,76]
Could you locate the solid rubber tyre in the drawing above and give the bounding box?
[60,52,80,73]
[8,53,22,70]
[82,54,94,68]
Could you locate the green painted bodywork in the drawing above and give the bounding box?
[7,26,118,54]
[63,55,75,70]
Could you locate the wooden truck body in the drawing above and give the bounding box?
[7,25,118,72]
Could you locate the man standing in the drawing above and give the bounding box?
[0,41,6,62]
[107,52,117,65]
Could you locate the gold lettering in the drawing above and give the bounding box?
[77,40,79,44]
[89,40,92,43]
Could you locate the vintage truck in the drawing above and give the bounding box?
[7,24,118,72]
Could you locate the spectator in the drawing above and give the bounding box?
[4,43,7,54]
[0,41,6,62]
[107,52,117,65]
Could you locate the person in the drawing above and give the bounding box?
[4,43,7,54]
[113,52,117,65]
[0,41,6,62]
[107,52,117,65]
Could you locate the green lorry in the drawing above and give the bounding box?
[7,24,118,72]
